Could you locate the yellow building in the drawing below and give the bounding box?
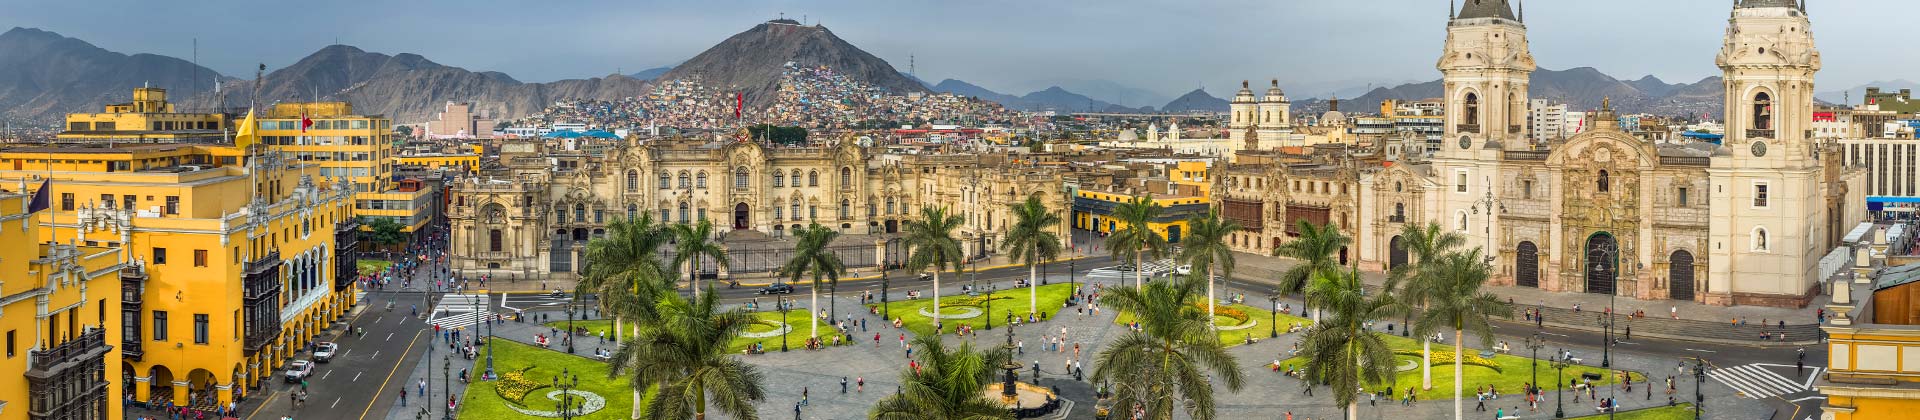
[0,142,357,410]
[1071,184,1208,244]
[1820,250,1920,419]
[55,87,228,144]
[254,102,432,234]
[0,188,125,420]
[395,153,480,174]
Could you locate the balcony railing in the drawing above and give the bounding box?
[1509,125,1524,134]
[28,329,109,377]
[1747,129,1775,139]
[1503,150,1550,161]
[1457,124,1482,134]
[1389,215,1407,223]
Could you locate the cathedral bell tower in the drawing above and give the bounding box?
[1437,0,1534,158]
[1229,81,1258,149]
[1717,0,1819,168]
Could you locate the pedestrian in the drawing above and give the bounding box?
[857,376,865,392]
[841,377,849,393]
[794,402,802,420]
[801,387,809,406]
[400,389,408,406]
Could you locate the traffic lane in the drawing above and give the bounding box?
[710,255,1118,301]
[243,291,432,420]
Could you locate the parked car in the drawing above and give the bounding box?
[313,342,339,362]
[915,274,933,282]
[549,289,565,298]
[284,360,313,382]
[758,282,795,295]
[1174,265,1193,276]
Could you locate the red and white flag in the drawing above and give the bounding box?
[734,93,744,119]
[300,111,314,132]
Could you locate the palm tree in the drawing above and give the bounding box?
[1298,267,1404,420]
[779,223,844,339]
[903,206,965,329]
[1001,195,1062,315]
[670,219,729,300]
[1412,248,1511,420]
[1104,196,1167,288]
[1386,221,1464,390]
[610,285,765,420]
[1176,208,1240,326]
[581,214,674,346]
[1092,276,1245,419]
[1271,220,1350,322]
[868,334,1014,420]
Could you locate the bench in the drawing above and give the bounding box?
[1594,406,1614,413]
[1498,416,1521,420]
[1479,350,1498,358]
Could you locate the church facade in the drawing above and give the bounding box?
[1352,0,1867,307]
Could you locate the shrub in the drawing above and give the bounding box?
[495,367,547,404]
[1395,349,1501,371]
[1189,303,1251,324]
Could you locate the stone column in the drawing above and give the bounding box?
[216,383,234,405]
[171,380,190,406]
[133,375,151,403]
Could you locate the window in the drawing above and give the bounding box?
[165,196,179,214]
[791,170,803,188]
[627,204,638,220]
[696,171,708,188]
[152,311,169,341]
[1394,203,1405,220]
[1597,170,1610,192]
[574,204,586,222]
[594,209,604,223]
[809,171,819,187]
[1457,211,1469,231]
[193,314,209,344]
[886,197,896,214]
[735,167,749,188]
[840,167,852,186]
[5,330,12,358]
[774,206,784,220]
[658,171,670,190]
[61,193,74,211]
[1753,182,1770,208]
[697,208,707,221]
[659,207,670,221]
[1677,187,1689,207]
[1521,180,1533,199]
[1463,92,1480,126]
[840,200,851,219]
[194,249,208,267]
[1455,171,1468,193]
[489,229,503,252]
[791,202,801,220]
[1752,91,1772,130]
[679,171,691,189]
[810,205,818,220]
[123,194,136,210]
[153,248,168,264]
[774,172,785,187]
[626,170,640,192]
[678,202,690,222]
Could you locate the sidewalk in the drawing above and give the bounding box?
[1226,251,1825,346]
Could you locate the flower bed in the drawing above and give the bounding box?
[495,367,545,404]
[1396,349,1501,371]
[1194,303,1251,324]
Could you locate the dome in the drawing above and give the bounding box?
[1233,80,1256,104]
[1262,79,1286,102]
[1320,110,1347,123]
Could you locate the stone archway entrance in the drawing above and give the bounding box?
[1516,241,1539,288]
[1669,250,1695,301]
[1585,233,1618,295]
[733,203,750,230]
[1388,235,1408,270]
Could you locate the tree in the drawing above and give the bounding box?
[779,224,844,339]
[1412,248,1511,420]
[394,125,414,138]
[745,124,809,144]
[610,285,765,420]
[362,216,408,252]
[1177,208,1240,326]
[1001,196,1062,315]
[1105,196,1168,288]
[1270,220,1350,322]
[1385,221,1465,390]
[581,214,674,345]
[903,206,964,331]
[669,219,729,301]
[1298,267,1404,420]
[1092,277,1244,420]
[868,334,1014,420]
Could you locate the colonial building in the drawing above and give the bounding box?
[1216,0,1866,308]
[0,188,125,420]
[447,133,1067,279]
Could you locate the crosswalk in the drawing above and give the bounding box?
[428,294,493,330]
[1708,363,1819,399]
[1087,259,1175,279]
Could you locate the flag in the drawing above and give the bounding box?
[734,93,743,119]
[25,179,50,214]
[300,111,313,132]
[234,109,259,150]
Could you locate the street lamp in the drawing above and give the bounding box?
[1269,296,1279,338]
[565,300,576,354]
[1589,243,1619,368]
[781,304,791,352]
[442,355,452,420]
[1526,334,1545,402]
[1692,358,1706,419]
[555,368,579,420]
[1468,191,1507,265]
[1068,259,1077,306]
[1552,356,1568,418]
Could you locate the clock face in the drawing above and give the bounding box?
[1751,141,1768,157]
[1459,136,1473,150]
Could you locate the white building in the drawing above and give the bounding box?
[1529,99,1568,143]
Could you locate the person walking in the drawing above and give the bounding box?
[801,387,809,406]
[841,377,849,394]
[856,376,864,392]
[400,389,408,407]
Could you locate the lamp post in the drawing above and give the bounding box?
[1552,356,1568,418]
[565,300,576,354]
[476,292,494,379]
[555,368,579,420]
[1692,358,1706,419]
[1589,242,1619,368]
[442,355,452,420]
[1068,259,1077,306]
[1468,191,1507,265]
[1269,296,1279,338]
[1525,334,1545,399]
[781,302,791,352]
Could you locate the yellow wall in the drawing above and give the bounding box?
[0,192,125,420]
[1072,190,1205,243]
[396,154,479,174]
[1818,328,1920,419]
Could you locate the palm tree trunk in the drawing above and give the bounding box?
[1423,339,1433,390]
[695,378,707,420]
[810,274,820,339]
[1206,270,1216,327]
[1135,250,1144,289]
[690,257,700,300]
[1454,329,1465,420]
[933,269,943,331]
[613,317,621,345]
[1028,262,1039,315]
[1348,401,1359,420]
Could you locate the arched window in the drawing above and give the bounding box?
[658,205,669,222]
[808,171,819,187]
[696,171,708,189]
[773,203,784,220]
[1752,226,1770,252]
[868,202,877,217]
[574,204,586,222]
[626,204,638,220]
[1457,211,1469,231]
[790,202,801,220]
[678,201,690,222]
[1752,91,1773,130]
[809,205,818,220]
[626,170,639,192]
[735,167,749,188]
[840,199,851,219]
[1597,170,1610,192]
[774,172,785,187]
[489,229,503,252]
[658,171,670,190]
[886,197,896,214]
[1394,203,1405,220]
[556,208,566,224]
[678,171,691,189]
[840,167,852,186]
[1463,92,1480,127]
[791,170,803,187]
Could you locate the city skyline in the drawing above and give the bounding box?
[2,0,1911,103]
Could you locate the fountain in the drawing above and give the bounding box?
[981,326,1063,418]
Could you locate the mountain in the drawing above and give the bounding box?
[626,65,673,81]
[1296,67,1724,118]
[1159,89,1229,113]
[1817,80,1920,105]
[198,44,651,123]
[0,27,229,123]
[656,19,926,108]
[1017,79,1171,109]
[930,79,1021,104]
[927,80,1149,113]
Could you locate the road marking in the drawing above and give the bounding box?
[353,371,363,382]
[343,349,352,357]
[1789,396,1826,403]
[374,316,383,324]
[1685,348,1717,353]
[386,333,393,341]
[357,329,425,420]
[1616,341,1639,345]
[331,397,342,408]
[322,370,332,380]
[242,389,285,420]
[371,350,380,360]
[1539,332,1568,337]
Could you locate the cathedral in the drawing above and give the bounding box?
[1349,0,1865,307]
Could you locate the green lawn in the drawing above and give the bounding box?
[1568,403,1695,420]
[458,338,639,420]
[1279,332,1644,400]
[867,283,1074,336]
[1113,303,1313,348]
[357,259,394,277]
[545,309,850,353]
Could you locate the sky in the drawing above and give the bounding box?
[2,0,1909,102]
